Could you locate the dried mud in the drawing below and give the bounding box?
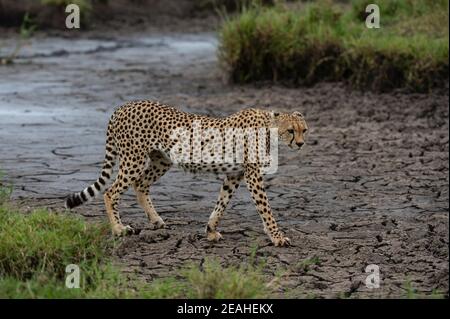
[0,30,448,298]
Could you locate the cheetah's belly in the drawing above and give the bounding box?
[177,162,244,175]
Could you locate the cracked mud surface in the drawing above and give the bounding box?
[0,30,448,298]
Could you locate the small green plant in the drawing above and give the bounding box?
[20,13,37,39]
[248,241,259,265]
[404,280,417,299]
[183,258,268,298]
[296,256,321,274]
[0,13,36,65]
[138,277,187,298]
[403,280,447,299]
[429,289,446,299]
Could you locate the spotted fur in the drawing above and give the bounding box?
[65,100,308,247]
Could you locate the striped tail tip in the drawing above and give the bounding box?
[65,193,84,209]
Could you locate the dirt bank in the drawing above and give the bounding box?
[0,28,448,298]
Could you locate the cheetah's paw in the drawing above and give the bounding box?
[207,231,223,242]
[112,224,134,237]
[272,235,291,247]
[151,217,166,229]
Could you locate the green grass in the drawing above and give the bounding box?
[0,265,136,298]
[295,256,321,274]
[0,172,12,204]
[0,206,112,281]
[218,0,449,92]
[0,203,133,298]
[403,280,447,299]
[0,187,271,298]
[141,258,269,299]
[184,258,268,298]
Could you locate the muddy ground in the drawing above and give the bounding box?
[0,24,448,298]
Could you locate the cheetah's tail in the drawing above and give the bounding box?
[64,134,117,209]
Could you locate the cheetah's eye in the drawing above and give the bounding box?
[303,128,308,134]
[287,129,294,134]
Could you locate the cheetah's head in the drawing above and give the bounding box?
[272,111,308,150]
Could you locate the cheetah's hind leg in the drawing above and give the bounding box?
[133,150,172,229]
[104,151,147,236]
[206,173,243,242]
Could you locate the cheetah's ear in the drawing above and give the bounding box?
[292,111,304,118]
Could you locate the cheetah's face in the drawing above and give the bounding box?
[275,111,308,150]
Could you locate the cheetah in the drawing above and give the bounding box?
[65,101,308,247]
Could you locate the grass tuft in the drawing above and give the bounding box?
[295,256,321,274]
[183,258,268,298]
[218,0,449,92]
[0,205,112,282]
[141,257,269,298]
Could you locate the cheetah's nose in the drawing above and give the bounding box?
[296,142,304,148]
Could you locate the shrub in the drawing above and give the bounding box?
[218,0,449,92]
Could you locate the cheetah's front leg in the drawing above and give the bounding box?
[206,173,243,241]
[244,165,290,247]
